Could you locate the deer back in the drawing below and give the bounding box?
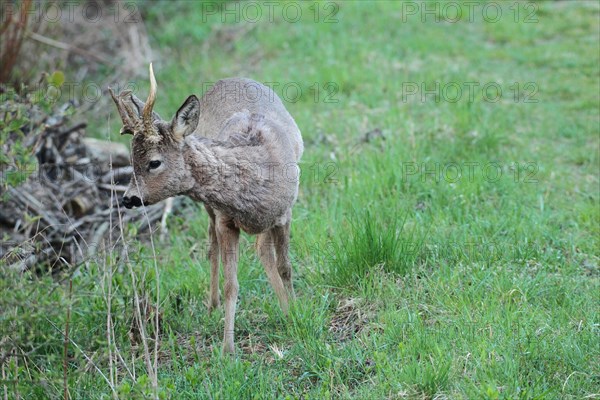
[194,78,303,162]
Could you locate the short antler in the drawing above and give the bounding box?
[142,63,158,136]
[109,63,160,138]
[108,87,135,135]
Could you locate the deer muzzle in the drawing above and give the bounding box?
[122,194,143,209]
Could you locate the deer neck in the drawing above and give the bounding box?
[182,136,253,207]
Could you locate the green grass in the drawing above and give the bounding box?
[2,1,599,399]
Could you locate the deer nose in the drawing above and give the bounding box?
[122,195,142,209]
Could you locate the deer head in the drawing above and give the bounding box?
[109,64,201,208]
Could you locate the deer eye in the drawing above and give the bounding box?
[148,160,161,170]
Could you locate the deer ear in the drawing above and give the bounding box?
[172,95,200,140]
[129,94,162,121]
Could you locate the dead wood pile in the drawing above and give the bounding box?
[0,94,178,272]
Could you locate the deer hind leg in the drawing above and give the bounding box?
[216,215,240,354]
[272,219,295,300]
[205,205,220,313]
[256,230,289,314]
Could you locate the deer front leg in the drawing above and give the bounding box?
[205,206,220,312]
[216,216,240,354]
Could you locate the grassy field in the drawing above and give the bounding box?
[3,1,599,398]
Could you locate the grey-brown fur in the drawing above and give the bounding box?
[109,65,303,354]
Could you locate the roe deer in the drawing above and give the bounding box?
[109,64,303,354]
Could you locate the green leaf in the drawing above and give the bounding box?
[10,121,24,133]
[48,71,65,87]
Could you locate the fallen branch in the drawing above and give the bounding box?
[26,31,116,66]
